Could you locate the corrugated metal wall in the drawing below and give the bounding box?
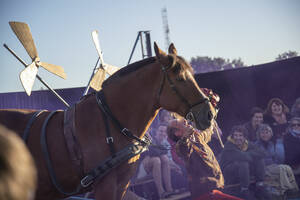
[0,87,85,110]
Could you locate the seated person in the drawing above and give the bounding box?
[167,118,242,200]
[219,125,271,200]
[264,98,290,140]
[291,97,300,118]
[255,124,299,195]
[243,107,264,142]
[137,124,175,198]
[284,117,300,187]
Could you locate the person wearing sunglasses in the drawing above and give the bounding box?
[284,117,300,188]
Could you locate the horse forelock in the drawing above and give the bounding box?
[176,56,194,75]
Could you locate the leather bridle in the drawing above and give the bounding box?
[156,55,215,123]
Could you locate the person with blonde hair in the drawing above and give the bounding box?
[137,124,175,198]
[0,125,37,200]
[167,118,242,200]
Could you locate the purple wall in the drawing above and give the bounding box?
[0,87,85,110]
[1,57,300,137]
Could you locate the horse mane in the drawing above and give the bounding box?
[102,57,156,87]
[102,55,194,88]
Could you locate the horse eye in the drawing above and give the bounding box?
[172,64,182,74]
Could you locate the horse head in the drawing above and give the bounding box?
[154,42,218,130]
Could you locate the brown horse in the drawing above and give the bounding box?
[0,42,217,200]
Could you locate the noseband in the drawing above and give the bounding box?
[157,56,213,121]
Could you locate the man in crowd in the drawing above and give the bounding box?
[219,125,271,200]
[284,117,300,188]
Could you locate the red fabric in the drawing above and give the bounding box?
[167,137,185,166]
[201,88,219,108]
[194,190,243,200]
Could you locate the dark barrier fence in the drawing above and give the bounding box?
[195,56,300,136]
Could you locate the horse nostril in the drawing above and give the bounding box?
[208,111,213,121]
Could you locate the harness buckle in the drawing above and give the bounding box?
[121,128,130,136]
[186,112,195,122]
[106,136,114,144]
[81,175,94,188]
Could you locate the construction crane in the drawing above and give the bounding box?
[161,7,171,52]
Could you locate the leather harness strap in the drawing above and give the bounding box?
[96,91,148,146]
[64,105,84,177]
[95,93,116,156]
[41,111,82,196]
[22,110,45,143]
[38,94,150,195]
[80,142,148,188]
[21,91,150,196]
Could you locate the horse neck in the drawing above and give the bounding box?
[102,61,162,137]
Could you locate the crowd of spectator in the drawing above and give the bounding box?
[130,97,300,200]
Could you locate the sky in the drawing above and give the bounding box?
[0,0,299,93]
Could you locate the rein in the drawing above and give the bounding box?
[96,91,149,146]
[22,110,45,143]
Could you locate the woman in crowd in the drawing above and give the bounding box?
[255,123,298,196]
[243,107,264,142]
[264,98,290,140]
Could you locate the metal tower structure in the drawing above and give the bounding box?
[161,7,170,51]
[127,31,152,65]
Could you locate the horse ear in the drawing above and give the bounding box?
[168,43,177,55]
[154,42,169,65]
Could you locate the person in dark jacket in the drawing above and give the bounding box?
[167,118,242,200]
[219,125,271,200]
[284,117,300,187]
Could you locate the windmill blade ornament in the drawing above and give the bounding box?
[9,21,66,96]
[89,30,119,91]
[19,63,38,95]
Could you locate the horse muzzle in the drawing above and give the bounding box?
[186,101,217,130]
